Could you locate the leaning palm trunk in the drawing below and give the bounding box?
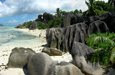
[108,0,115,6]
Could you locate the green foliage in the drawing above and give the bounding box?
[59,10,67,15]
[24,21,33,28]
[59,9,83,15]
[47,17,62,28]
[108,0,115,6]
[94,9,108,15]
[17,21,33,28]
[85,0,114,16]
[73,9,83,14]
[37,21,48,29]
[85,0,96,16]
[86,33,115,66]
[94,1,114,15]
[94,1,114,11]
[17,0,115,29]
[37,17,62,29]
[37,8,82,29]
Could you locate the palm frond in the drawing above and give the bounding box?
[86,33,115,65]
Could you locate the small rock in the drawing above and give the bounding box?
[42,47,63,56]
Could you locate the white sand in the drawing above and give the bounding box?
[0,29,47,66]
[17,29,46,38]
[0,68,25,75]
[0,29,72,75]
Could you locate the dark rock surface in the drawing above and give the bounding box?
[36,12,54,23]
[35,15,43,22]
[62,12,115,32]
[46,23,93,53]
[88,20,109,35]
[89,16,99,23]
[62,13,85,27]
[106,68,115,75]
[7,47,35,68]
[99,12,115,32]
[43,12,54,23]
[63,13,72,27]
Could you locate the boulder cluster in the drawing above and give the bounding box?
[16,12,54,30]
[7,48,84,75]
[45,12,115,75]
[46,12,115,55]
[62,12,115,33]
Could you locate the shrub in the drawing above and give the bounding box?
[37,17,62,29]
[48,17,62,28]
[84,0,114,16]
[86,33,115,66]
[37,21,48,29]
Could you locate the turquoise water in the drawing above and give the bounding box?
[0,26,37,46]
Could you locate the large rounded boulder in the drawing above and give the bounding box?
[7,47,35,68]
[27,53,54,75]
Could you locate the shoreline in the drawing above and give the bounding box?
[0,28,47,75]
[0,28,47,68]
[0,28,72,75]
[16,28,46,38]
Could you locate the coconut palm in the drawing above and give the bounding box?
[85,0,96,16]
[56,8,61,17]
[108,0,115,6]
[85,0,115,16]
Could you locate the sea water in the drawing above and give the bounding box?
[0,25,39,47]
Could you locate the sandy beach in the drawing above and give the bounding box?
[0,29,72,75]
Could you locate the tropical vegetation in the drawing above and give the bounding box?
[86,33,115,66]
[84,0,114,16]
[17,0,115,29]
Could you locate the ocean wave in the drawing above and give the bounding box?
[0,32,16,45]
[0,27,37,45]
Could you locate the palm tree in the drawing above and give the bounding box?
[85,0,96,16]
[56,8,60,17]
[108,0,115,6]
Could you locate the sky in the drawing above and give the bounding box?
[0,0,108,26]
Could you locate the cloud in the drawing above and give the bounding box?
[0,0,108,17]
[0,1,17,17]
